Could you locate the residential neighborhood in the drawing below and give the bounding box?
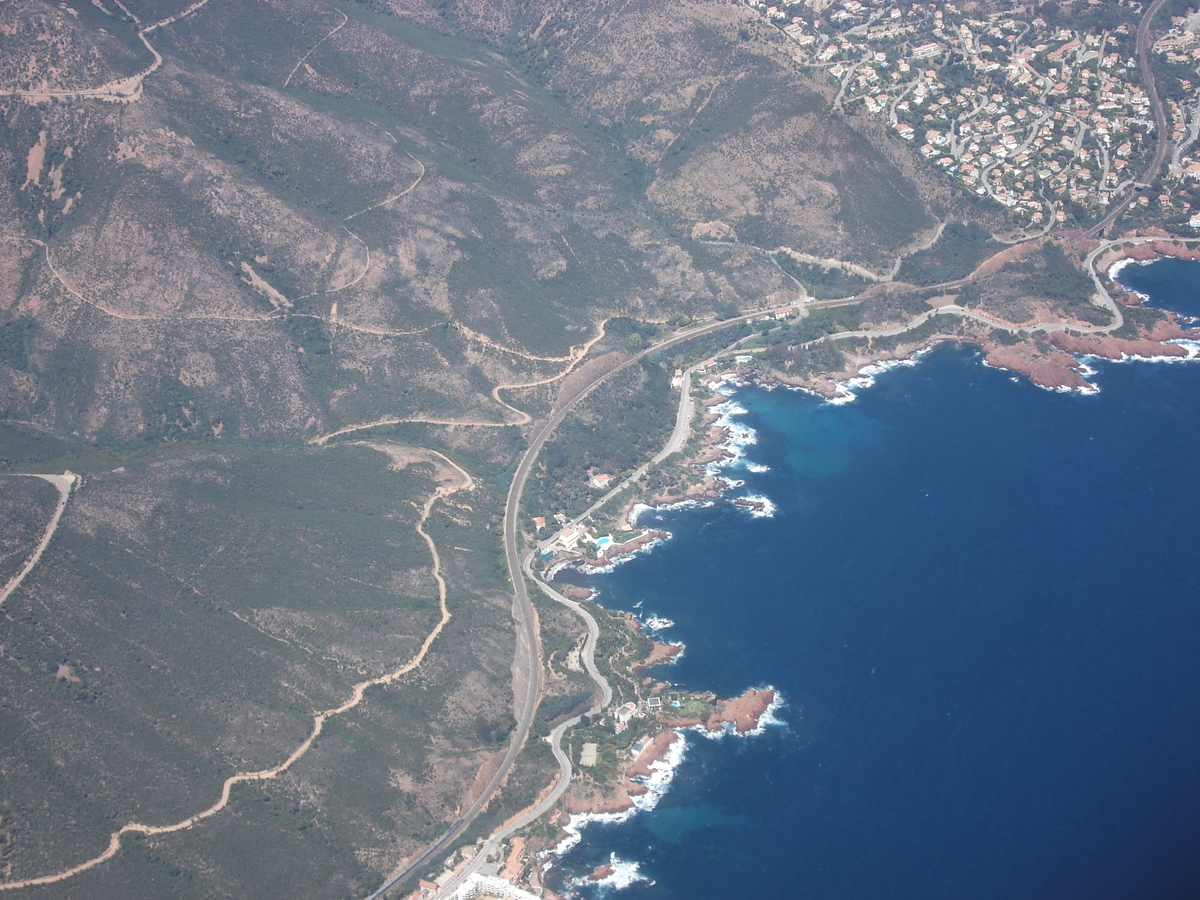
[747,0,1200,230]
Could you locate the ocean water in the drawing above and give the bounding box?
[1118,255,1200,318]
[548,259,1200,899]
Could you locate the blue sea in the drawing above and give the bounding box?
[548,258,1200,899]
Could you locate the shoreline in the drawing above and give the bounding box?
[541,244,1199,581]
[555,681,782,822]
[759,240,1199,401]
[521,242,1195,897]
[532,609,783,888]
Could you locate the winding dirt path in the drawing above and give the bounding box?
[0,473,75,608]
[294,227,373,301]
[38,233,428,339]
[0,448,470,893]
[33,239,279,323]
[282,9,349,89]
[309,320,612,442]
[344,153,426,222]
[34,224,600,366]
[453,323,584,363]
[35,238,423,338]
[0,0,212,102]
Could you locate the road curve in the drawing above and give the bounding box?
[433,554,614,898]
[2,460,468,896]
[371,310,786,899]
[571,363,700,525]
[525,555,612,714]
[378,229,1177,896]
[384,282,1127,895]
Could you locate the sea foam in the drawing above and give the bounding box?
[704,399,759,475]
[824,352,927,405]
[702,393,780,518]
[1055,340,1200,395]
[980,356,1102,396]
[691,688,786,740]
[587,854,652,891]
[1107,255,1156,284]
[627,498,713,529]
[735,493,778,518]
[561,534,671,575]
[551,732,689,858]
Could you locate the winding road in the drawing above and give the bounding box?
[414,242,1163,896]
[431,553,613,900]
[1083,0,1170,240]
[361,310,791,899]
[1,226,1160,896]
[0,0,212,102]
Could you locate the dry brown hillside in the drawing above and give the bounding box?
[0,1,985,896]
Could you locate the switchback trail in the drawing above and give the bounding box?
[0,447,470,893]
[0,0,212,102]
[310,320,612,443]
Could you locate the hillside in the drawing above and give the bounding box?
[0,1,975,896]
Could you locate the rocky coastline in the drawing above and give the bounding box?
[525,237,1196,898]
[555,636,780,821]
[631,640,683,673]
[576,530,669,570]
[567,240,1198,543]
[1097,236,1200,272]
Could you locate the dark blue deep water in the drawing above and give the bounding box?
[1119,256,1200,319]
[550,259,1200,899]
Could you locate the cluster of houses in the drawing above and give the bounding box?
[613,695,664,735]
[535,517,616,556]
[744,0,1200,228]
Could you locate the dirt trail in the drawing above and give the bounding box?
[33,151,607,370]
[775,245,891,282]
[0,0,212,102]
[35,225,593,359]
[0,473,75,608]
[34,240,281,323]
[309,320,611,442]
[453,323,584,363]
[36,238,420,337]
[0,448,469,892]
[283,10,349,89]
[295,227,372,300]
[344,152,426,222]
[485,320,611,425]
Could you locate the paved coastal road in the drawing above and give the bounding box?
[572,362,702,526]
[434,555,614,899]
[425,279,1119,896]
[367,311,776,899]
[375,309,791,899]
[1083,0,1170,240]
[386,241,1152,895]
